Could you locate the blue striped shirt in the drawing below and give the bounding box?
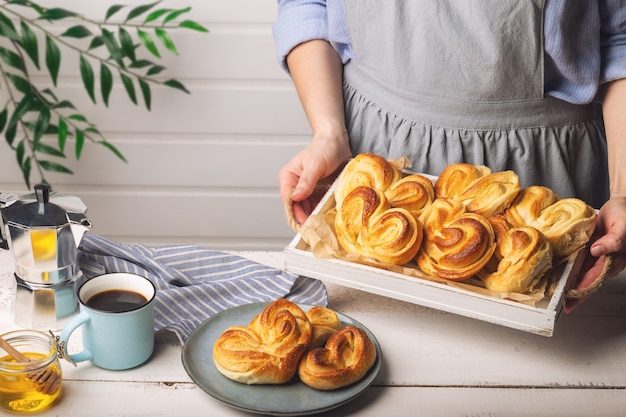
[273,0,626,104]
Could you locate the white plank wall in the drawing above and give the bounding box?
[0,0,308,250]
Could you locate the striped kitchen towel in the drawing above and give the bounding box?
[77,234,329,343]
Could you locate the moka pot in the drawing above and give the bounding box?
[0,184,91,330]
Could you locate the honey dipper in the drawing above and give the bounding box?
[0,334,62,395]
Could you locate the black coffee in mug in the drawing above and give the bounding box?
[86,289,148,313]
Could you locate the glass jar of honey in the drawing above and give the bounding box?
[0,330,62,413]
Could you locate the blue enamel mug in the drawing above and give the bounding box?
[59,273,156,370]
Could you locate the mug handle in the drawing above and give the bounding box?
[59,311,93,364]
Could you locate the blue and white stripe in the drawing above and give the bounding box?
[77,234,328,343]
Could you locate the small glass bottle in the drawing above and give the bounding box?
[0,330,62,413]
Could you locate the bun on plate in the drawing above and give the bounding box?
[298,325,377,391]
[213,299,311,385]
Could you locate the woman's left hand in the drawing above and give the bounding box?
[565,197,626,312]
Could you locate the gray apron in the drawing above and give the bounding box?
[342,0,609,208]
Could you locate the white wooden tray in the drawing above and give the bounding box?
[284,176,585,337]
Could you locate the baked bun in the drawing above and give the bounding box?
[213,299,312,384]
[478,215,553,293]
[416,198,495,280]
[298,325,377,391]
[334,186,423,265]
[435,163,520,217]
[334,153,402,211]
[435,163,491,199]
[504,185,558,227]
[306,306,344,348]
[385,173,435,217]
[505,186,597,258]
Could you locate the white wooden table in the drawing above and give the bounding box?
[1,248,626,417]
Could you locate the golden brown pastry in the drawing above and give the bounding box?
[528,198,596,258]
[416,198,496,280]
[298,325,377,391]
[306,306,344,348]
[435,163,520,217]
[334,186,423,265]
[213,299,312,385]
[504,185,559,228]
[435,163,492,200]
[478,215,553,293]
[504,186,597,258]
[384,173,435,217]
[334,153,402,211]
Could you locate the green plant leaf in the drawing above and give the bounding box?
[0,20,21,41]
[79,55,96,103]
[163,79,190,94]
[126,1,162,22]
[21,156,31,189]
[100,63,113,107]
[89,35,104,50]
[99,140,127,163]
[139,79,151,110]
[20,21,39,69]
[5,121,17,146]
[129,59,154,69]
[105,4,125,21]
[75,129,84,159]
[7,93,34,143]
[34,141,65,158]
[52,100,76,109]
[0,11,17,33]
[137,29,160,58]
[24,120,58,135]
[102,28,124,67]
[39,160,73,174]
[118,27,136,62]
[120,72,137,104]
[164,7,190,23]
[40,88,58,101]
[146,64,165,76]
[0,108,7,134]
[61,25,92,38]
[68,114,88,122]
[144,8,172,23]
[0,46,25,71]
[155,28,178,55]
[33,107,51,146]
[5,73,31,94]
[8,0,45,14]
[38,8,78,21]
[45,35,61,86]
[84,126,102,136]
[16,139,25,165]
[58,118,67,152]
[178,20,209,33]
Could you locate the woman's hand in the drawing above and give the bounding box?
[565,197,626,312]
[279,39,349,227]
[278,133,351,226]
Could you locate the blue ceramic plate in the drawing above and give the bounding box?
[181,302,382,416]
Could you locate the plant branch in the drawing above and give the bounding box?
[0,0,207,188]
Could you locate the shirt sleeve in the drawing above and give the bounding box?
[600,0,626,83]
[272,0,330,73]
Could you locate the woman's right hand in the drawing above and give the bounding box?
[278,132,351,227]
[279,39,350,227]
